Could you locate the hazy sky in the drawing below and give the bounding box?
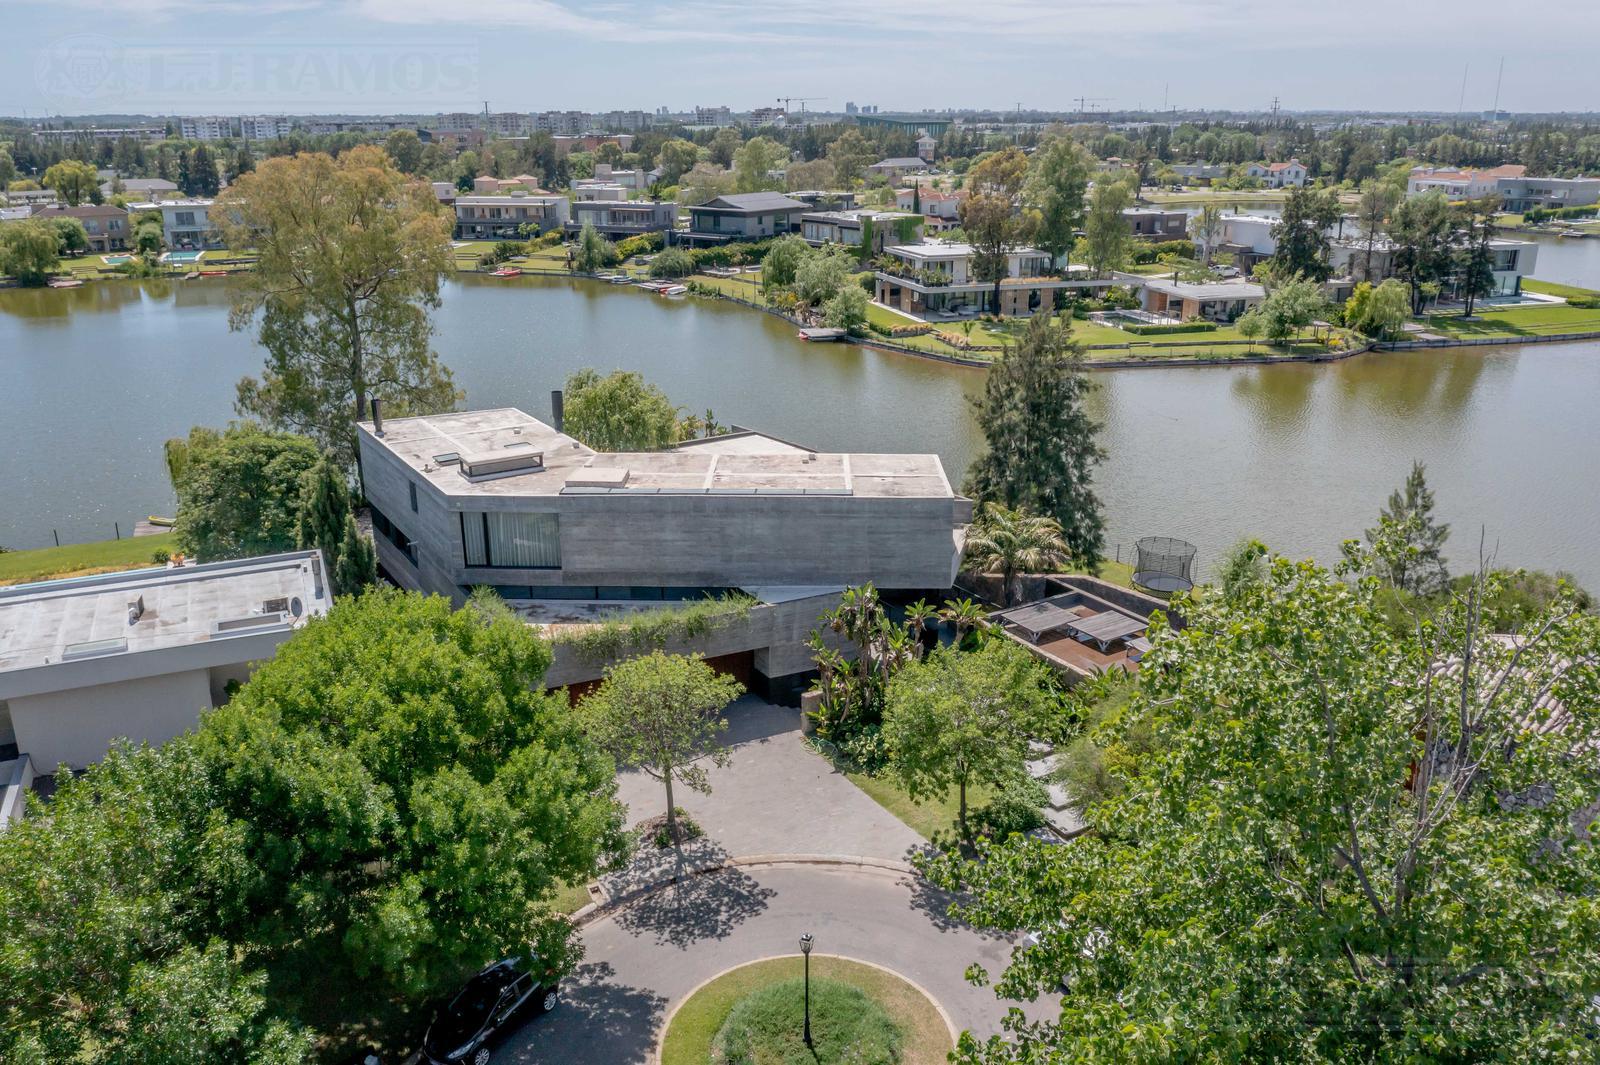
[6,0,1598,118]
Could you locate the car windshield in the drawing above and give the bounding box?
[424,975,501,1049]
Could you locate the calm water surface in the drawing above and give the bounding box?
[2,275,1598,587]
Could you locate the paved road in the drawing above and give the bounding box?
[499,863,1043,1063]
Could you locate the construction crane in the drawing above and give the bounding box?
[1073,96,1111,116]
[777,97,827,113]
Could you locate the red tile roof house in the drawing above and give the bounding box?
[30,203,130,253]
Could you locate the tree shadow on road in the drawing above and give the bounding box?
[500,960,665,1065]
[899,845,1008,941]
[613,858,777,950]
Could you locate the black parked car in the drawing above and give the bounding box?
[421,953,559,1065]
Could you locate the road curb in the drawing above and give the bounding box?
[650,952,958,1065]
[571,853,918,927]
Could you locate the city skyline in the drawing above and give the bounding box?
[4,0,1598,117]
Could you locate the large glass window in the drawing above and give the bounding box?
[460,512,561,569]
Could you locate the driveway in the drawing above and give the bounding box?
[499,863,1038,1064]
[489,696,1047,1063]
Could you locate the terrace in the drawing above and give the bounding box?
[992,587,1153,679]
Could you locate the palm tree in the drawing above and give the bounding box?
[963,503,1069,606]
[938,597,989,645]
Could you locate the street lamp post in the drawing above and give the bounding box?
[799,932,814,1048]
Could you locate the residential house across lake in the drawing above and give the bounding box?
[677,192,809,246]
[31,203,129,253]
[453,193,571,240]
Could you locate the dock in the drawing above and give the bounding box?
[797,327,848,342]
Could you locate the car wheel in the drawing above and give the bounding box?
[539,989,558,1014]
[471,1047,491,1065]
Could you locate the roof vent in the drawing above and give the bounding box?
[262,596,290,614]
[212,612,289,637]
[432,452,461,466]
[126,594,146,625]
[458,450,545,480]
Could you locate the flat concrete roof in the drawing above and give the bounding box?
[0,551,329,678]
[360,408,954,500]
[1143,278,1265,300]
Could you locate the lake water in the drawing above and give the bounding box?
[3,274,1598,589]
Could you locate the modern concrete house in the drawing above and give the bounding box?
[566,199,677,239]
[1138,278,1265,322]
[453,194,571,240]
[800,209,923,253]
[31,203,129,253]
[873,240,1089,317]
[1122,207,1190,241]
[0,552,331,773]
[1498,176,1600,213]
[356,406,969,700]
[679,192,809,246]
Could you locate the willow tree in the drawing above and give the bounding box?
[215,146,460,465]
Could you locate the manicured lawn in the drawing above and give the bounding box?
[842,769,997,843]
[550,878,595,915]
[688,271,765,298]
[660,956,952,1065]
[1521,277,1600,300]
[1418,303,1600,338]
[0,533,177,587]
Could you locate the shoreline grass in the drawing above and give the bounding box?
[0,533,177,587]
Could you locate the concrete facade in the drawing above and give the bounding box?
[454,194,571,240]
[357,408,968,695]
[565,199,677,239]
[680,193,808,245]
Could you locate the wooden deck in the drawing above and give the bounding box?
[1032,632,1138,674]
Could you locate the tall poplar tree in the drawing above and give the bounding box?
[964,314,1105,566]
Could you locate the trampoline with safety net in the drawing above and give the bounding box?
[1132,537,1197,594]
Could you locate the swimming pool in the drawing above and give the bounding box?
[101,254,133,266]
[160,250,206,264]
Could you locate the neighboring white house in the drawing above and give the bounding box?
[1139,278,1265,322]
[1245,159,1307,188]
[0,551,332,774]
[873,240,1089,316]
[126,199,223,249]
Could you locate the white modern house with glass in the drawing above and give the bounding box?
[357,405,970,699]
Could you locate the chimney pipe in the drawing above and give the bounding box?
[550,389,564,432]
[370,397,384,436]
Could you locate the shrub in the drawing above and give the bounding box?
[614,232,664,259]
[711,977,901,1065]
[649,247,695,279]
[973,773,1050,838]
[1122,320,1218,336]
[150,548,171,563]
[1566,295,1599,309]
[551,593,755,663]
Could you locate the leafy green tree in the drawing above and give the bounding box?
[732,136,787,193]
[0,148,15,188]
[162,425,222,492]
[562,367,681,451]
[0,218,61,285]
[783,157,835,192]
[198,590,625,996]
[883,641,1051,839]
[1188,202,1225,265]
[792,243,854,307]
[1346,278,1410,339]
[580,651,743,846]
[572,220,617,273]
[217,146,460,466]
[655,137,700,184]
[924,544,1600,1064]
[334,514,377,596]
[134,220,163,256]
[1236,307,1264,351]
[761,234,810,292]
[823,283,869,332]
[1081,175,1135,277]
[807,584,920,743]
[172,423,321,560]
[41,158,99,205]
[1269,185,1341,280]
[48,215,89,256]
[959,192,1025,315]
[707,128,742,167]
[225,144,254,183]
[382,129,424,173]
[648,246,694,279]
[965,314,1105,567]
[1366,459,1450,595]
[0,742,313,1064]
[826,129,876,185]
[963,503,1070,606]
[1256,274,1326,342]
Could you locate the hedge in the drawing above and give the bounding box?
[1122,320,1219,336]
